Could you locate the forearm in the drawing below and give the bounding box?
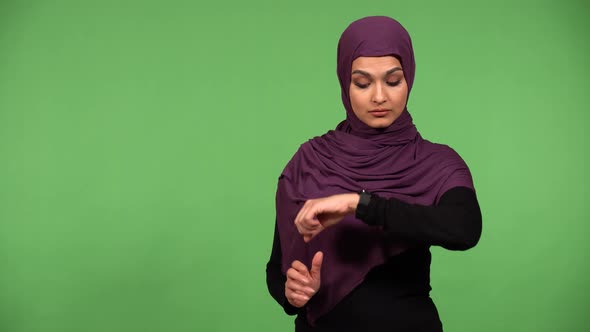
[359,187,482,250]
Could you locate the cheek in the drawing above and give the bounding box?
[392,86,409,109]
[348,89,364,112]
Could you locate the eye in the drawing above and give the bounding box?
[387,80,401,87]
[353,82,370,89]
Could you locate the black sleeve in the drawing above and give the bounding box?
[360,186,482,251]
[265,222,303,315]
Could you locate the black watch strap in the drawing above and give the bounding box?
[355,189,372,220]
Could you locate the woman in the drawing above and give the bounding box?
[266,16,482,331]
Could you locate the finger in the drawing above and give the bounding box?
[285,281,316,296]
[287,293,309,308]
[295,206,318,236]
[290,292,310,303]
[290,260,309,274]
[310,251,323,280]
[287,267,310,284]
[301,224,321,238]
[299,221,320,235]
[297,201,321,228]
[285,292,307,308]
[294,222,305,236]
[285,286,310,307]
[294,200,312,227]
[296,216,320,235]
[302,207,321,229]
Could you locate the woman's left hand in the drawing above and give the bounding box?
[294,193,360,242]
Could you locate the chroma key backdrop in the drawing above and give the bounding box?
[0,0,588,331]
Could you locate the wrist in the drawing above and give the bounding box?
[347,193,360,214]
[355,190,372,220]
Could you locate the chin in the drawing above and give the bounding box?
[367,119,395,129]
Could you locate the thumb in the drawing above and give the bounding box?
[310,251,323,280]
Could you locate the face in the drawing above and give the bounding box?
[349,56,408,128]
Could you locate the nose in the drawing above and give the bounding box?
[372,83,387,104]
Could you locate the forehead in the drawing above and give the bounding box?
[351,56,402,71]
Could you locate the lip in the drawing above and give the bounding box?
[368,109,391,117]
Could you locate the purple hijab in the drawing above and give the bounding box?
[275,16,474,325]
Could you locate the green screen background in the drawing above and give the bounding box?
[0,0,588,331]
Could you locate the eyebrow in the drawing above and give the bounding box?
[351,67,403,77]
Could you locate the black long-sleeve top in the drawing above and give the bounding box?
[266,186,482,330]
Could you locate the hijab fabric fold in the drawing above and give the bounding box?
[275,16,474,325]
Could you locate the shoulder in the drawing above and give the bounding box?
[295,130,341,154]
[279,133,330,180]
[420,139,475,196]
[420,139,465,162]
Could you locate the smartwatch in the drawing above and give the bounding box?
[355,189,372,220]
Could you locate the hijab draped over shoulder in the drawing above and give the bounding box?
[275,16,474,325]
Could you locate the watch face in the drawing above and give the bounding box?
[356,191,371,220]
[360,191,371,205]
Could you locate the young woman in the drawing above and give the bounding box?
[266,16,482,332]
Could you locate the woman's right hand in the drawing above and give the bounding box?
[285,251,323,308]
